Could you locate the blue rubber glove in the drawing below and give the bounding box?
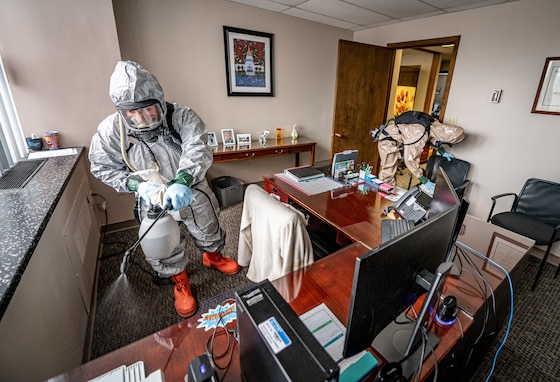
[441,152,454,161]
[163,183,193,210]
[137,181,163,204]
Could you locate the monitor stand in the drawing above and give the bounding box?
[373,262,453,379]
[372,312,440,379]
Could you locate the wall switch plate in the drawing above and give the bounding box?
[491,89,502,103]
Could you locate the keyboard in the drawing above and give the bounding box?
[381,219,415,243]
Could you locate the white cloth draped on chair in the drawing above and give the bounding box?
[238,184,314,282]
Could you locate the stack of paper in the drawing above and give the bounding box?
[299,303,379,381]
[88,361,165,382]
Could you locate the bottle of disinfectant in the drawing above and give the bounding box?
[139,206,180,260]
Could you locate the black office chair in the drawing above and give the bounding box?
[487,178,560,290]
[425,155,471,199]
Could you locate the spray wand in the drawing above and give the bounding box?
[120,205,170,274]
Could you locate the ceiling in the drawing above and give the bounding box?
[224,0,520,31]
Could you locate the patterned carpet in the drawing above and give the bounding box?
[89,193,560,381]
[466,254,560,381]
[89,201,249,360]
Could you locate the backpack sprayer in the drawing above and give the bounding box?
[120,204,180,274]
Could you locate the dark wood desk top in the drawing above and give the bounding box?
[212,137,316,165]
[265,176,394,249]
[59,238,514,382]
[57,242,370,382]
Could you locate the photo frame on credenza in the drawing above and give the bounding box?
[221,129,236,146]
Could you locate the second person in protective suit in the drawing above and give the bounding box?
[89,60,240,318]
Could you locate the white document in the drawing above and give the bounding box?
[299,303,369,373]
[274,173,343,195]
[28,147,78,159]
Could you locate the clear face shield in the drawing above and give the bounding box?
[118,102,163,132]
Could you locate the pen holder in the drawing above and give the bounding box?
[359,169,370,180]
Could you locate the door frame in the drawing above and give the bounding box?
[387,35,461,122]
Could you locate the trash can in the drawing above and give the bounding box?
[211,176,245,207]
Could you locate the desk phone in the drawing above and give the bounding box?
[391,187,431,223]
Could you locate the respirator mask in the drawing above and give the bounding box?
[117,99,164,141]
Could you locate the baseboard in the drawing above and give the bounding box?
[102,219,139,234]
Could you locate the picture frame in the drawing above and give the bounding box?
[223,26,274,96]
[207,132,218,146]
[221,129,236,146]
[531,57,560,115]
[484,233,530,277]
[236,133,251,144]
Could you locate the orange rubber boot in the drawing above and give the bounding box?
[203,251,240,274]
[170,270,196,318]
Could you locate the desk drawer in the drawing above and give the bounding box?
[263,177,289,203]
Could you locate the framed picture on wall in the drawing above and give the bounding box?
[532,56,560,115]
[223,26,274,96]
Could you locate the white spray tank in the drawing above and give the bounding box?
[139,206,180,260]
[120,205,180,274]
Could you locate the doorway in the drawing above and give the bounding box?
[330,36,460,174]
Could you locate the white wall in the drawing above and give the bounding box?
[355,0,560,220]
[113,0,352,186]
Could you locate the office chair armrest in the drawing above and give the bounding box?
[455,180,471,192]
[487,192,518,222]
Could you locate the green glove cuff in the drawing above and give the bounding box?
[437,148,446,156]
[419,175,429,184]
[126,177,144,192]
[167,171,194,188]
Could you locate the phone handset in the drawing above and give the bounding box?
[383,187,420,214]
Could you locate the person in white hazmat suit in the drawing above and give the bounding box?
[89,61,240,318]
[372,111,465,192]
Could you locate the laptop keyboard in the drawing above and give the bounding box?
[381,219,415,243]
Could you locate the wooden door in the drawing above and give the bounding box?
[331,40,394,173]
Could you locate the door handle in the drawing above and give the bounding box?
[334,133,343,138]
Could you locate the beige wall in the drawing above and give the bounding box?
[355,0,560,220]
[0,0,129,223]
[113,0,351,189]
[0,0,351,225]
[2,0,559,225]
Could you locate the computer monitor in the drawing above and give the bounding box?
[342,201,460,371]
[428,167,460,218]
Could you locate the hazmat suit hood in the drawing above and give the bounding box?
[110,60,165,111]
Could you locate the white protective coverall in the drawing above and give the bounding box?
[377,119,465,187]
[89,61,225,277]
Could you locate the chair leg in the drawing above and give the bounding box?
[555,264,560,279]
[532,246,553,291]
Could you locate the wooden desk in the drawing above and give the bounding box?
[263,176,393,249]
[212,137,316,167]
[59,238,518,382]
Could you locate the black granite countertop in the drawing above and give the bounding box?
[0,147,84,320]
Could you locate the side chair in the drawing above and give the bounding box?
[487,178,560,290]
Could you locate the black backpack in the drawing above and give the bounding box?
[372,111,435,145]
